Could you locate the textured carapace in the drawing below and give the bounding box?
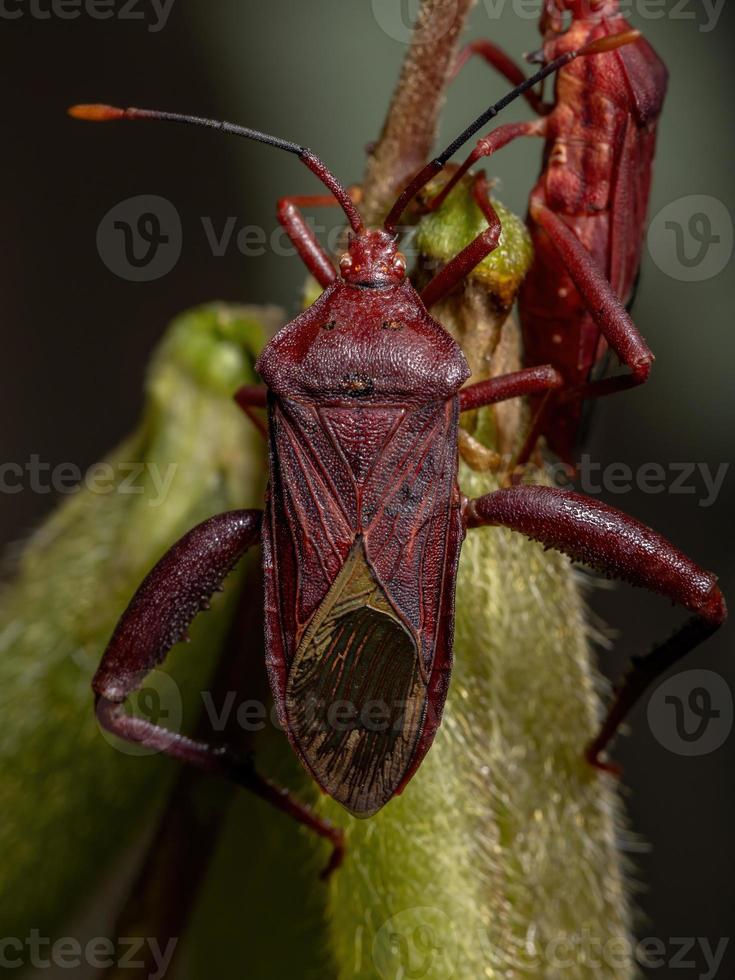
[257,273,469,406]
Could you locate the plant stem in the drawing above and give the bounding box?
[360,0,477,224]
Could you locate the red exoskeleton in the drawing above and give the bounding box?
[70,32,723,877]
[439,0,669,462]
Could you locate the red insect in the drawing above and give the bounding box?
[440,0,669,463]
[71,34,723,877]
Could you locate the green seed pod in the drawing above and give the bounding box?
[0,303,276,939]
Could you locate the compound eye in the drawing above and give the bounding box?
[393,252,407,275]
[339,253,353,275]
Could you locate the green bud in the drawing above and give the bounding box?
[415,175,533,309]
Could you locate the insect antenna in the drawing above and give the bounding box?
[68,104,365,235]
[383,29,639,233]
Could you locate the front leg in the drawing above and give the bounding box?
[420,117,544,309]
[277,194,339,288]
[421,172,504,309]
[424,119,546,217]
[459,365,563,413]
[277,186,362,288]
[512,201,657,467]
[93,509,344,878]
[464,487,727,772]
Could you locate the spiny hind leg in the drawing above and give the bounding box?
[93,509,344,877]
[464,486,726,773]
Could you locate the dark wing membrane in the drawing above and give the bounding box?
[286,537,425,816]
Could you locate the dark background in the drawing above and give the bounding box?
[3,1,734,975]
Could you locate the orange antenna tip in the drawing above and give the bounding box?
[68,104,126,122]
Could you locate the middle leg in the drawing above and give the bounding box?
[458,366,563,473]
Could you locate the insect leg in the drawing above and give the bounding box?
[421,172,505,309]
[234,384,268,438]
[419,116,543,308]
[511,200,657,467]
[423,119,545,217]
[277,187,363,288]
[458,366,562,475]
[464,486,727,773]
[453,40,548,114]
[459,365,563,413]
[93,509,344,878]
[530,200,655,398]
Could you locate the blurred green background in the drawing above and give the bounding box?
[2,1,734,975]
